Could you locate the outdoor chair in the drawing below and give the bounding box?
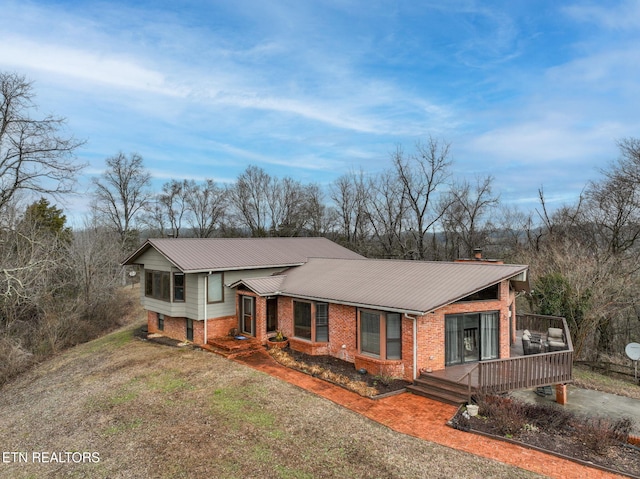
[522,330,542,355]
[547,327,567,351]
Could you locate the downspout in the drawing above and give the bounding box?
[203,274,208,345]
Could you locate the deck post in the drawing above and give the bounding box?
[555,383,568,405]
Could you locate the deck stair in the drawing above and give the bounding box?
[407,373,475,405]
[206,336,263,358]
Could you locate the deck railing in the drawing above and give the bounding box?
[461,314,574,402]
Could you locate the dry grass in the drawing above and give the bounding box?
[573,364,640,400]
[0,322,542,479]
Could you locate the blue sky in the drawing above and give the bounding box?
[2,0,639,222]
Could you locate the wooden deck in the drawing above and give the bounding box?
[408,314,574,404]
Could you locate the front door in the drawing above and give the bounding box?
[266,298,278,333]
[240,295,255,336]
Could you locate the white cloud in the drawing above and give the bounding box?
[0,36,182,96]
[564,0,640,30]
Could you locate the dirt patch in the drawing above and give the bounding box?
[272,348,410,397]
[449,395,640,478]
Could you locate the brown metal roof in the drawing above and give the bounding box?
[122,237,364,272]
[276,258,529,314]
[229,275,286,296]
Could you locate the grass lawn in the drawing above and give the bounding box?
[0,319,542,479]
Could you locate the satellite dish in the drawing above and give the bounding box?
[625,342,640,361]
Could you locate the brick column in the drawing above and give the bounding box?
[555,384,568,405]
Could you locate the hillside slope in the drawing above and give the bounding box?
[0,322,540,479]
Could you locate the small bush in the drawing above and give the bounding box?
[520,401,574,430]
[575,417,633,455]
[475,394,527,436]
[0,337,34,386]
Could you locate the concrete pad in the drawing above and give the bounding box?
[511,385,640,435]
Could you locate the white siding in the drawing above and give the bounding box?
[137,248,187,317]
[135,247,286,321]
[136,249,173,272]
[186,273,202,320]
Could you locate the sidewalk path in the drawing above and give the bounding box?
[236,350,627,479]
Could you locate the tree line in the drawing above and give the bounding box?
[2,71,639,386]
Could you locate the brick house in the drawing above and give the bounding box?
[123,237,529,382]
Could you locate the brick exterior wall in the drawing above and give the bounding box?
[276,297,413,380]
[416,279,515,372]
[273,279,516,382]
[147,277,518,383]
[146,310,238,345]
[205,315,238,342]
[147,311,191,342]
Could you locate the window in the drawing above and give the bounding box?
[186,318,194,341]
[173,273,185,302]
[386,313,402,360]
[316,303,329,342]
[157,313,164,331]
[457,284,499,302]
[294,301,312,340]
[293,301,329,342]
[145,270,170,301]
[361,311,380,356]
[359,310,402,360]
[207,273,224,303]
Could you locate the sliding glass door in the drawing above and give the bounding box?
[445,312,499,366]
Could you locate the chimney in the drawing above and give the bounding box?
[473,248,482,260]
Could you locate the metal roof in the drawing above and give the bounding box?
[122,237,364,272]
[272,258,529,314]
[229,275,286,296]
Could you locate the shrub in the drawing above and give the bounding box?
[520,401,574,430]
[574,417,633,455]
[0,337,34,386]
[475,394,527,436]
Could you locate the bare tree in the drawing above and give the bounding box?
[580,139,640,256]
[185,179,227,238]
[392,138,453,260]
[229,165,271,236]
[366,170,408,258]
[584,173,640,256]
[616,137,640,184]
[304,183,333,237]
[91,152,152,246]
[493,204,532,259]
[329,170,370,251]
[157,179,189,238]
[69,216,123,306]
[0,72,85,214]
[442,175,499,259]
[267,177,310,236]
